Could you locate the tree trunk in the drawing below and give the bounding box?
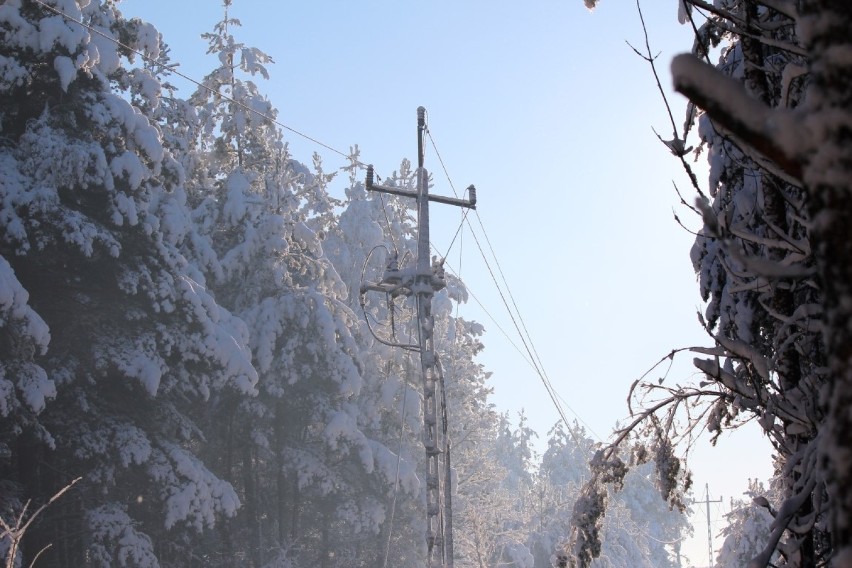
[799,1,852,562]
[243,441,262,568]
[740,5,817,565]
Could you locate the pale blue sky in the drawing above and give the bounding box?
[119,1,772,563]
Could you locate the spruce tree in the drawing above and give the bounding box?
[0,1,257,565]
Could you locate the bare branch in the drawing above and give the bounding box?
[673,211,702,237]
[633,0,680,140]
[19,478,81,536]
[28,544,52,568]
[1,478,81,568]
[672,181,701,215]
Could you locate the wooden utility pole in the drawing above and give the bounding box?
[703,484,723,568]
[363,106,476,568]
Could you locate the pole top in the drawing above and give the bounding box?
[418,106,426,127]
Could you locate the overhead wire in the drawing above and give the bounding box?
[426,128,603,448]
[468,203,594,439]
[32,0,365,168]
[425,127,472,260]
[426,125,598,444]
[422,127,542,374]
[465,221,576,432]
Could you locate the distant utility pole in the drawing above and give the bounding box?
[702,483,723,568]
[363,107,476,568]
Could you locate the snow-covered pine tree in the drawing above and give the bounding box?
[186,4,416,566]
[321,162,429,567]
[0,254,53,545]
[715,479,778,568]
[0,1,258,565]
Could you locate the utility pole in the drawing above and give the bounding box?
[703,483,723,568]
[363,107,476,568]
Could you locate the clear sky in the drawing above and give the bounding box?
[119,1,773,564]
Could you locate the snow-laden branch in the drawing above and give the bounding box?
[671,53,804,181]
[748,476,817,568]
[708,18,807,56]
[755,0,798,20]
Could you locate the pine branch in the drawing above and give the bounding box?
[671,53,804,181]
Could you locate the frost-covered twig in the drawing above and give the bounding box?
[1,478,81,568]
[629,1,680,144]
[631,2,707,199]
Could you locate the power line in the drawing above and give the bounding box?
[32,0,362,166]
[440,259,535,370]
[426,127,598,442]
[426,128,472,260]
[465,209,578,432]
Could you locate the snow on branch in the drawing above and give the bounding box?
[671,53,804,181]
[755,0,798,20]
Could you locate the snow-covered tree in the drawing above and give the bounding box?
[320,164,430,567]
[0,1,258,565]
[452,411,534,568]
[566,1,852,566]
[541,421,689,568]
[183,5,424,566]
[496,411,538,493]
[715,480,778,568]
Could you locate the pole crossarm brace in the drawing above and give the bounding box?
[361,106,473,568]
